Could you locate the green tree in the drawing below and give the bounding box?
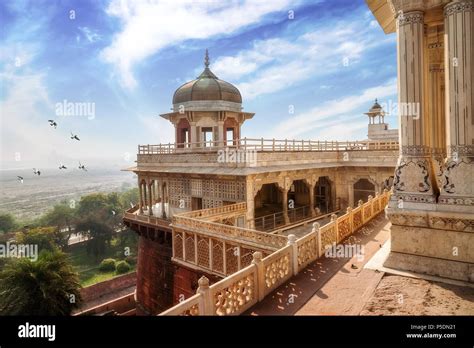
[0,213,17,234]
[0,250,82,315]
[106,192,123,228]
[119,188,139,210]
[15,227,60,253]
[76,193,109,217]
[40,203,76,248]
[76,218,114,259]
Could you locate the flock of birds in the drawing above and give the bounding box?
[16,120,88,184]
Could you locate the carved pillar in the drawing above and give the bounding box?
[439,0,474,209]
[246,177,256,229]
[161,182,167,219]
[282,188,289,224]
[279,178,290,224]
[190,122,197,149]
[217,120,224,148]
[143,182,148,211]
[348,182,354,208]
[426,22,446,191]
[138,178,144,214]
[304,178,316,217]
[148,180,153,216]
[391,10,438,209]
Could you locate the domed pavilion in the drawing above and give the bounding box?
[160,50,254,148]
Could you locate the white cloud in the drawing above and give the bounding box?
[266,79,397,139]
[0,71,135,169]
[78,26,101,43]
[101,0,298,89]
[212,22,387,100]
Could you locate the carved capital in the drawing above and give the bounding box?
[401,145,433,156]
[449,145,474,157]
[397,11,424,27]
[444,1,474,17]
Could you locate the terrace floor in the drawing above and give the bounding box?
[245,214,474,316]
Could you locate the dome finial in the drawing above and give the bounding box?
[375,98,378,103]
[205,49,210,68]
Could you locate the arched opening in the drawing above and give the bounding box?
[353,178,376,204]
[201,127,214,147]
[224,117,239,146]
[254,183,282,218]
[314,176,332,214]
[288,179,311,220]
[176,118,190,148]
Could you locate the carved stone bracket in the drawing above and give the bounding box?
[393,158,433,194]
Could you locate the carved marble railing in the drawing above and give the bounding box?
[178,202,247,220]
[172,228,273,276]
[139,138,399,154]
[160,189,391,316]
[173,216,287,250]
[123,206,171,228]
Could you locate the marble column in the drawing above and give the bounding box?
[148,180,153,216]
[138,179,144,214]
[439,0,474,209]
[390,10,438,210]
[217,120,224,147]
[303,177,316,217]
[161,183,167,219]
[282,189,289,224]
[190,122,197,149]
[246,177,256,229]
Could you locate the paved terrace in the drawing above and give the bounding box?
[245,213,390,315]
[160,190,391,316]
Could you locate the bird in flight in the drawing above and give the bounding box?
[33,168,41,175]
[59,163,67,169]
[78,162,87,171]
[48,120,58,128]
[70,132,80,141]
[17,176,24,183]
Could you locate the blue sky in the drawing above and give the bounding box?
[0,0,398,170]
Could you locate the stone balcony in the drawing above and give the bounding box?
[134,138,400,174]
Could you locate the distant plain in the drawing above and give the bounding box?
[0,167,136,221]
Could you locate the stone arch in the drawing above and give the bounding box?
[224,117,239,145]
[254,183,282,218]
[314,176,333,214]
[353,178,376,205]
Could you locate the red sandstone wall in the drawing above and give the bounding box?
[173,267,199,303]
[80,272,136,303]
[76,293,136,316]
[136,235,174,315]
